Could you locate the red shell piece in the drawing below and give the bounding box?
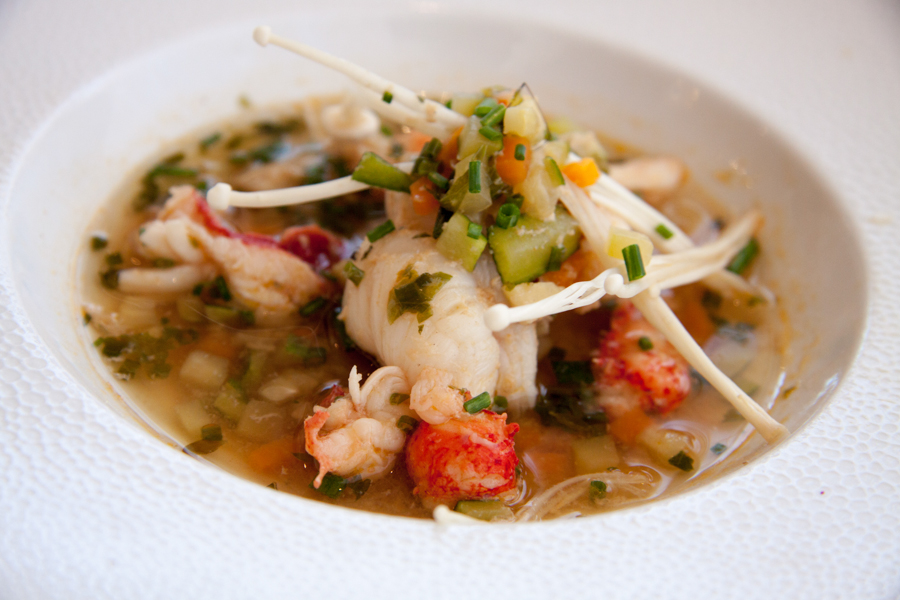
[593,302,691,414]
[405,411,519,507]
[279,225,344,271]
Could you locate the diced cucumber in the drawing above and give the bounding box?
[435,213,487,271]
[457,115,503,159]
[442,152,492,215]
[241,349,268,391]
[572,435,620,475]
[454,499,514,522]
[213,380,247,422]
[637,426,696,470]
[449,93,483,117]
[350,152,412,193]
[488,206,581,285]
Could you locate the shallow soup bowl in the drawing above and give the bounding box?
[0,9,867,598]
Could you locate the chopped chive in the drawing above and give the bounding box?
[514,143,526,161]
[468,160,482,193]
[312,473,347,499]
[464,392,491,414]
[380,124,393,136]
[622,244,646,281]
[100,269,119,290]
[349,478,371,499]
[90,235,108,251]
[212,275,232,301]
[351,152,413,192]
[152,258,175,269]
[589,480,608,500]
[496,203,520,229]
[655,223,674,239]
[638,336,653,351]
[267,482,278,490]
[507,193,524,208]
[544,157,564,186]
[427,171,450,191]
[727,238,760,275]
[478,125,502,142]
[389,393,410,405]
[184,438,223,455]
[200,132,221,150]
[445,99,452,109]
[151,164,198,178]
[83,311,92,325]
[201,424,223,442]
[397,415,417,433]
[480,104,506,128]
[105,252,123,267]
[546,245,565,272]
[551,360,595,385]
[382,90,393,103]
[668,451,694,472]
[343,262,365,286]
[711,443,727,455]
[493,396,508,411]
[367,219,396,243]
[473,97,499,117]
[299,296,327,317]
[467,222,482,239]
[421,138,442,159]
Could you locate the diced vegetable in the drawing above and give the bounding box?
[180,350,230,390]
[241,349,268,390]
[174,399,211,437]
[247,437,297,475]
[387,265,452,324]
[637,426,696,470]
[727,238,760,275]
[351,152,412,193]
[495,203,520,229]
[622,244,646,281]
[503,97,546,144]
[544,157,565,187]
[516,154,555,220]
[607,227,653,266]
[573,435,620,474]
[343,261,364,286]
[655,223,674,239]
[435,212,488,271]
[366,219,396,242]
[454,500,514,522]
[449,93,483,117]
[464,392,491,414]
[561,157,600,188]
[213,379,247,422]
[589,479,608,500]
[502,281,563,307]
[410,178,440,216]
[442,151,493,215]
[607,406,652,444]
[488,206,581,285]
[496,135,531,186]
[458,115,503,159]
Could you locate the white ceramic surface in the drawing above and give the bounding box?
[1,2,898,599]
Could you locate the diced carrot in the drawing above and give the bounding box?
[194,327,240,361]
[495,135,531,186]
[438,127,462,165]
[561,157,600,188]
[400,130,432,155]
[540,248,603,288]
[410,177,440,216]
[607,406,653,445]
[246,437,298,476]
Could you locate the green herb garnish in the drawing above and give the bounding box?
[464,392,491,414]
[343,262,365,286]
[514,143,526,161]
[366,219,396,243]
[396,415,417,433]
[589,480,608,500]
[655,223,674,239]
[727,238,760,275]
[638,336,653,351]
[668,451,694,471]
[622,244,646,281]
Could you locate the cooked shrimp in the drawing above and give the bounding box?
[304,366,416,487]
[136,186,329,323]
[593,301,691,416]
[405,409,519,508]
[341,230,539,412]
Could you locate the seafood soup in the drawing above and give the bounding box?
[79,27,788,522]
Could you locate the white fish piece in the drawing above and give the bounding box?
[342,231,539,413]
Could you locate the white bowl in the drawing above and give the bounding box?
[0,7,881,599]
